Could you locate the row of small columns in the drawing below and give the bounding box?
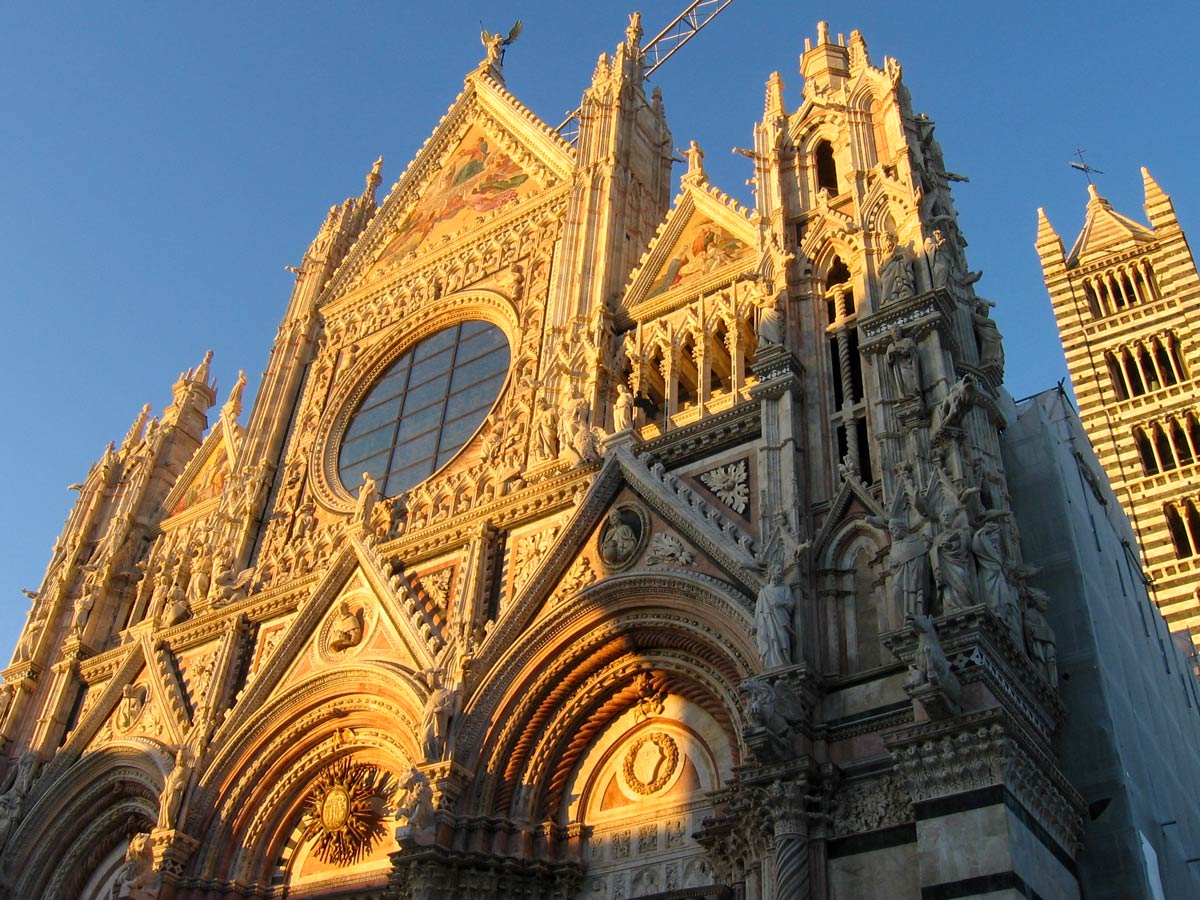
[1134,413,1200,475]
[1084,259,1159,317]
[634,324,750,428]
[1105,333,1185,400]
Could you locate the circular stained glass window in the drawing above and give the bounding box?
[337,321,510,498]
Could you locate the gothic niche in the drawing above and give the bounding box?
[301,760,396,866]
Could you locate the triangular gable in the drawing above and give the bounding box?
[61,631,190,760]
[222,536,439,730]
[162,418,237,519]
[813,471,886,557]
[1067,188,1155,267]
[369,124,541,272]
[623,180,756,311]
[325,72,574,299]
[474,448,761,676]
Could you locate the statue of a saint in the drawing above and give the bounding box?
[972,519,1020,635]
[880,237,916,304]
[156,746,194,831]
[421,675,460,761]
[754,282,785,347]
[878,515,933,618]
[355,472,379,528]
[533,398,559,461]
[925,229,953,291]
[613,384,635,432]
[754,562,794,669]
[885,326,922,404]
[931,505,976,613]
[1023,589,1058,683]
[972,299,1005,371]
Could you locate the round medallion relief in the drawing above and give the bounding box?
[621,732,679,796]
[598,504,649,572]
[320,785,351,832]
[318,599,370,662]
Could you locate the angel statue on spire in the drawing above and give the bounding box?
[480,20,523,71]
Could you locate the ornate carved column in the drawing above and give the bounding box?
[765,780,809,899]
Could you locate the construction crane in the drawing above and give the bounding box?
[556,0,734,143]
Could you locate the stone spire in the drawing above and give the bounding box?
[364,155,383,202]
[1142,166,1177,230]
[121,403,153,451]
[1035,207,1064,269]
[764,71,787,121]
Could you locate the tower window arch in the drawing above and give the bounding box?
[815,139,839,194]
[1135,426,1158,475]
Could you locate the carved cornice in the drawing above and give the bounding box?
[858,288,959,355]
[635,399,762,468]
[881,605,1064,740]
[884,707,1085,856]
[389,841,583,900]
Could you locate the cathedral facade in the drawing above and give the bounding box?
[0,18,1163,900]
[1038,176,1200,659]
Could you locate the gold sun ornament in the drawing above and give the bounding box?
[302,760,396,866]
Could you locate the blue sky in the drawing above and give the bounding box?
[2,2,1198,656]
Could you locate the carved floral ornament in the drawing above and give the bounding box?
[699,459,749,514]
[309,291,521,512]
[301,759,396,866]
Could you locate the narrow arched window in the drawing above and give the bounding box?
[1172,419,1192,466]
[1166,504,1190,558]
[1185,501,1200,557]
[1136,427,1158,475]
[1125,347,1146,396]
[815,140,839,193]
[1154,422,1175,470]
[1107,351,1128,400]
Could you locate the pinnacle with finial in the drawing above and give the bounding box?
[365,156,383,196]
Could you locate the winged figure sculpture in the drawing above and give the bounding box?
[480,20,523,67]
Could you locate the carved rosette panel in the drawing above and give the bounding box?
[698,459,750,516]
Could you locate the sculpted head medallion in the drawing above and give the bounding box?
[598,503,649,572]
